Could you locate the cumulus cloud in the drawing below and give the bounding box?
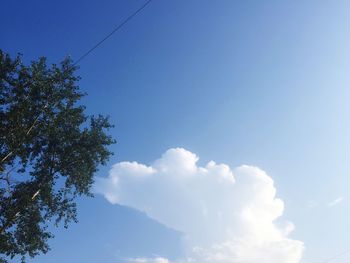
[94,148,304,263]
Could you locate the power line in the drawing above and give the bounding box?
[319,248,350,263]
[1,0,153,167]
[73,0,152,65]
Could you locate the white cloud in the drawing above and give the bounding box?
[328,197,344,207]
[95,148,304,263]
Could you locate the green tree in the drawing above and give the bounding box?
[0,50,115,262]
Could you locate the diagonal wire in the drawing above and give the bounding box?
[1,0,153,167]
[319,248,350,263]
[0,0,154,233]
[73,0,152,65]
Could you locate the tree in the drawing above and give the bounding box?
[0,50,115,262]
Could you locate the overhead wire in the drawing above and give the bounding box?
[1,0,154,232]
[1,0,153,166]
[319,248,350,263]
[73,0,152,65]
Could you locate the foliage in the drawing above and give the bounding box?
[0,50,115,262]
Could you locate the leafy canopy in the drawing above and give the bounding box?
[0,50,115,262]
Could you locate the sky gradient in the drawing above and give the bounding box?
[2,0,350,262]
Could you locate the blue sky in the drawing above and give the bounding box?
[2,0,350,262]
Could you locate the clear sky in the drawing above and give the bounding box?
[2,0,350,262]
